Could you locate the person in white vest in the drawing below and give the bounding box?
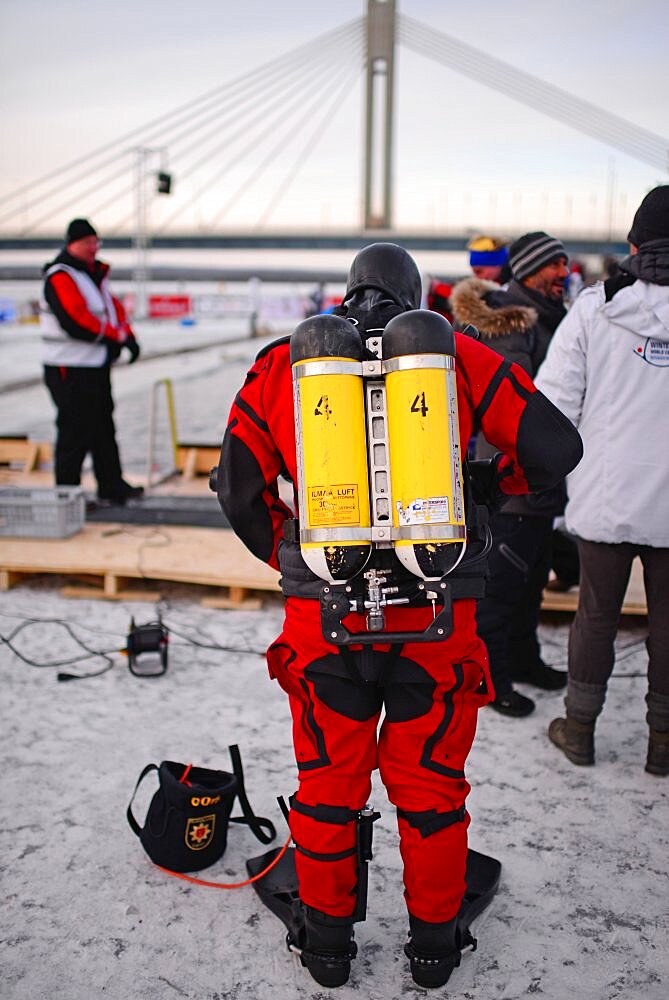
[535,185,669,776]
[42,218,143,504]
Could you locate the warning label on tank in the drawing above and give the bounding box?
[396,496,450,526]
[308,484,361,526]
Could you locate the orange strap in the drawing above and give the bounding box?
[155,831,293,890]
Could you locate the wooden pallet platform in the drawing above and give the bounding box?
[0,437,52,472]
[0,437,221,486]
[0,521,648,615]
[176,443,220,480]
[0,522,281,605]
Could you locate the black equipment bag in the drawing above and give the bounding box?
[127,744,276,873]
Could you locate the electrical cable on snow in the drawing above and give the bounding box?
[0,606,267,680]
[0,619,119,675]
[0,606,648,679]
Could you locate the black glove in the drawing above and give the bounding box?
[468,454,507,513]
[106,342,122,364]
[125,336,140,364]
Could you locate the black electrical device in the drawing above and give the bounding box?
[156,171,172,194]
[126,616,169,677]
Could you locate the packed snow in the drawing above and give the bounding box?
[0,321,667,1000]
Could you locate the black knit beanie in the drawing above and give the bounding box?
[627,186,669,246]
[65,218,98,244]
[509,231,567,281]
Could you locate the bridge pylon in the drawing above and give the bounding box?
[364,0,395,230]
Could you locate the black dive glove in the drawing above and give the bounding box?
[468,454,507,514]
[125,336,141,364]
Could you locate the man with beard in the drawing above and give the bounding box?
[451,232,573,717]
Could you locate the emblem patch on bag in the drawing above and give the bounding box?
[185,814,216,851]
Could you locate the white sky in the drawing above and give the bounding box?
[0,0,667,237]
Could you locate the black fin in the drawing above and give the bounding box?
[246,846,501,942]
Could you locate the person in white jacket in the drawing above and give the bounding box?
[535,185,669,776]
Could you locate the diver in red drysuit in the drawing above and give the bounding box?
[216,244,582,989]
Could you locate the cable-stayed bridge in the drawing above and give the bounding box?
[0,0,666,247]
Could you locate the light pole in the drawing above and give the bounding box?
[133,147,172,319]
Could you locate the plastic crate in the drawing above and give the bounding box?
[0,487,85,538]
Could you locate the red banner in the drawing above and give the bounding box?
[148,294,192,319]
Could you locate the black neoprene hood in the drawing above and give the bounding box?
[344,243,422,310]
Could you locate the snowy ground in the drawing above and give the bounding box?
[1,585,666,1000]
[1,326,667,1000]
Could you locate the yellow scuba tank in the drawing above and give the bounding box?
[382,310,466,579]
[291,314,372,583]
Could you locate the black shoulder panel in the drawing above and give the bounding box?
[217,433,275,563]
[255,335,291,362]
[516,390,583,491]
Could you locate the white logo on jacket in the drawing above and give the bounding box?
[633,339,669,366]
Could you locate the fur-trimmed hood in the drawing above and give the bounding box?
[451,277,537,337]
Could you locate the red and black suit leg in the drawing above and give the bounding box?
[378,601,491,924]
[267,598,384,919]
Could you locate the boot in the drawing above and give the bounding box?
[300,905,356,989]
[646,730,669,776]
[510,659,567,690]
[548,716,595,766]
[97,480,144,504]
[490,688,535,717]
[404,914,461,989]
[645,692,669,776]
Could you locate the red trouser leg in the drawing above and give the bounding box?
[267,598,491,922]
[267,600,382,917]
[379,602,490,923]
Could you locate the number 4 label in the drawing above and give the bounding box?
[411,392,428,416]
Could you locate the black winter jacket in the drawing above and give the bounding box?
[451,277,568,517]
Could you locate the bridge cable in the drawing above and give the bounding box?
[156,38,364,233]
[399,17,666,163]
[0,18,363,217]
[178,39,363,231]
[255,61,364,229]
[399,16,668,172]
[101,37,360,234]
[9,20,362,235]
[150,36,361,232]
[159,20,363,158]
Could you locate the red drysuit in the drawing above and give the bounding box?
[218,329,580,923]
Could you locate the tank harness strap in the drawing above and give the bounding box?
[290,795,359,825]
[289,796,359,861]
[396,804,467,838]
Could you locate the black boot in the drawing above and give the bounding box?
[300,905,357,989]
[510,659,567,690]
[646,730,669,776]
[404,914,461,989]
[97,480,144,504]
[645,692,669,776]
[490,687,535,717]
